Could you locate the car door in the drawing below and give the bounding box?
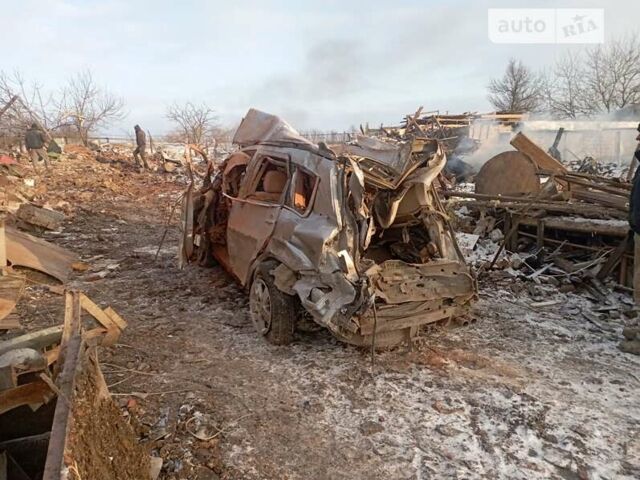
[226,150,290,285]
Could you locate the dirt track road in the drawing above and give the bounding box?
[18,160,640,479]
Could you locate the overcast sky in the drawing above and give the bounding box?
[2,0,639,135]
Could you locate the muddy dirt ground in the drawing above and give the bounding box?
[10,153,640,479]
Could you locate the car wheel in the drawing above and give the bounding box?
[249,262,296,345]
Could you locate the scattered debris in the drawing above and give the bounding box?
[446,132,634,290]
[16,204,65,231]
[0,290,150,479]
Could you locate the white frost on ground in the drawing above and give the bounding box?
[182,278,640,479]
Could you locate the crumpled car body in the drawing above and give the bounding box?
[182,109,476,347]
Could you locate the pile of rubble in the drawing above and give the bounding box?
[445,131,640,355]
[0,144,187,479]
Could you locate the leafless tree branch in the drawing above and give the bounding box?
[487,58,544,112]
[166,102,218,146]
[56,70,126,145]
[584,33,640,113]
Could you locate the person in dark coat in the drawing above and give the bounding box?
[24,123,50,170]
[133,124,150,169]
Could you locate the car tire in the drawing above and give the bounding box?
[249,261,296,345]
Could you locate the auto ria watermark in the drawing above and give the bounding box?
[488,8,604,44]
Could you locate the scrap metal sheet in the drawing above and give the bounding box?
[6,226,78,283]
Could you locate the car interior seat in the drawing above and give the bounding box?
[252,169,287,202]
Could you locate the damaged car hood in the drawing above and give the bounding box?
[233,108,315,147]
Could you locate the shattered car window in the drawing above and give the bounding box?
[288,167,318,215]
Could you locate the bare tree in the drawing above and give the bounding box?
[56,70,125,145]
[0,70,69,144]
[544,53,596,118]
[166,102,217,146]
[488,58,544,112]
[585,34,640,113]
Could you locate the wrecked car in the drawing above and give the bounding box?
[180,109,476,347]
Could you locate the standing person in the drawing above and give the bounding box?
[628,123,640,304]
[24,123,50,171]
[133,124,150,169]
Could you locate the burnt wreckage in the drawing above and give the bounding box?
[180,109,476,347]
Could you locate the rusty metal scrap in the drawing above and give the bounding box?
[6,226,78,283]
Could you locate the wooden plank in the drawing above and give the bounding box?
[597,234,633,280]
[42,334,82,480]
[79,294,124,346]
[82,327,108,342]
[61,291,75,346]
[44,346,60,366]
[517,216,628,237]
[56,290,80,377]
[546,170,631,190]
[510,132,568,175]
[15,204,65,231]
[0,325,63,356]
[104,306,128,330]
[79,294,117,330]
[570,189,628,210]
[102,325,121,347]
[0,379,53,415]
[454,198,626,220]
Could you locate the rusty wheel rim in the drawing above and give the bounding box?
[250,278,271,335]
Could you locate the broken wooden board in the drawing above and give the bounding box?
[517,216,628,237]
[0,379,54,415]
[0,274,25,328]
[0,325,64,357]
[5,226,77,283]
[15,204,65,231]
[510,132,568,175]
[78,294,126,346]
[597,234,633,280]
[475,151,540,196]
[42,344,151,480]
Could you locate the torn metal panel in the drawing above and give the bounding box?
[233,108,314,147]
[340,135,413,176]
[367,260,474,304]
[6,227,77,283]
